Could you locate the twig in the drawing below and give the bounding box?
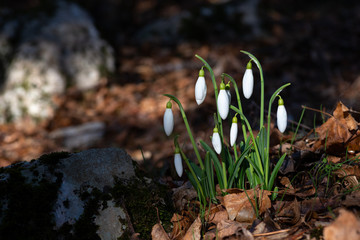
[252,228,291,237]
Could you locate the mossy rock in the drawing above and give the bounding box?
[0,148,173,240]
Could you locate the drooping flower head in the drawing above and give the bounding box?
[242,61,254,99]
[212,126,222,154]
[230,115,238,147]
[174,146,183,177]
[195,68,207,105]
[276,96,287,133]
[217,81,229,120]
[163,100,174,136]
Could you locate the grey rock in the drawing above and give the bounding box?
[0,1,114,123]
[49,121,106,150]
[0,148,137,239]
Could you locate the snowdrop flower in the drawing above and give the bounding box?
[217,82,229,120]
[195,68,207,105]
[277,97,287,133]
[230,115,238,147]
[174,146,183,177]
[242,61,254,99]
[225,82,231,103]
[163,101,174,136]
[212,127,222,154]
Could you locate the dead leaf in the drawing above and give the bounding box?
[334,164,360,188]
[151,223,170,240]
[216,220,248,239]
[274,198,301,225]
[207,209,229,225]
[172,181,198,211]
[312,102,360,154]
[170,213,194,240]
[342,191,360,207]
[223,189,271,223]
[183,217,202,240]
[323,209,360,240]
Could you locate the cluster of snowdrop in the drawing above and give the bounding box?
[162,51,290,204]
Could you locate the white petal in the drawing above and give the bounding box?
[212,132,222,154]
[230,122,238,147]
[217,90,229,120]
[163,108,174,136]
[195,76,207,105]
[226,89,231,103]
[277,105,287,133]
[242,69,254,99]
[174,153,183,177]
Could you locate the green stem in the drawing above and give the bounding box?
[222,73,247,142]
[240,50,264,129]
[230,105,264,177]
[164,94,205,170]
[265,83,291,185]
[222,162,228,189]
[179,148,206,202]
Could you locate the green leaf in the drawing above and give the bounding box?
[200,140,225,189]
[268,153,287,190]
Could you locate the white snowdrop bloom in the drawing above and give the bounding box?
[212,127,222,154]
[277,97,287,133]
[225,82,231,103]
[242,61,254,99]
[217,82,229,120]
[230,116,238,147]
[163,101,174,136]
[174,148,183,177]
[195,68,207,105]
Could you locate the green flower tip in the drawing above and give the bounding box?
[225,82,231,90]
[174,146,180,154]
[219,82,226,90]
[213,127,219,133]
[199,68,205,77]
[278,97,284,106]
[246,61,252,69]
[166,100,172,108]
[232,116,238,123]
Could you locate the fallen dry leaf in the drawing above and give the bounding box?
[170,213,194,240]
[223,189,271,223]
[274,199,301,225]
[183,217,202,240]
[323,209,360,240]
[151,223,170,240]
[216,220,248,239]
[312,102,360,154]
[342,191,360,207]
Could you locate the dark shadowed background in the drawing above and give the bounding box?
[0,0,359,177]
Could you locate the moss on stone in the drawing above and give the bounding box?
[112,176,174,240]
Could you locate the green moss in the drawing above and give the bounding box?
[112,177,174,240]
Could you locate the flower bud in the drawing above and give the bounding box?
[212,127,222,154]
[174,147,183,177]
[163,101,174,136]
[277,97,287,133]
[242,61,254,99]
[195,68,207,105]
[230,116,238,147]
[217,82,229,120]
